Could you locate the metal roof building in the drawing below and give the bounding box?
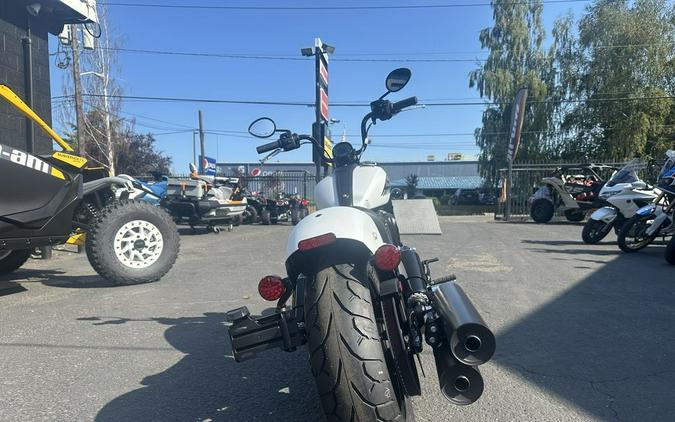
[219,160,480,181]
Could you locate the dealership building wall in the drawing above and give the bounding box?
[0,1,54,154]
[218,161,480,180]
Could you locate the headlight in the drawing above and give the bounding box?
[599,191,618,200]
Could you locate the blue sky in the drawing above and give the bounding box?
[49,0,588,173]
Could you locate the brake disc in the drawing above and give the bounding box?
[381,294,421,396]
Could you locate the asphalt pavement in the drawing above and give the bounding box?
[1,217,673,422]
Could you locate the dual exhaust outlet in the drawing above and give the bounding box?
[429,281,496,405]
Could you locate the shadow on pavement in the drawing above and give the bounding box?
[84,312,321,422]
[493,245,675,420]
[0,268,120,289]
[0,281,27,296]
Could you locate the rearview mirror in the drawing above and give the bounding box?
[385,68,411,93]
[631,181,647,190]
[248,117,276,138]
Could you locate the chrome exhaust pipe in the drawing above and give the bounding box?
[431,281,496,366]
[433,344,484,405]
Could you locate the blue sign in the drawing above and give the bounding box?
[201,156,217,176]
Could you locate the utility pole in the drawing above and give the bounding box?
[198,110,206,174]
[70,24,86,156]
[21,18,34,153]
[192,130,197,166]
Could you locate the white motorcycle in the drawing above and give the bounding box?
[226,69,495,421]
[617,151,675,253]
[581,159,658,244]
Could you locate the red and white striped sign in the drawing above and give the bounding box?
[320,88,329,121]
[319,60,328,86]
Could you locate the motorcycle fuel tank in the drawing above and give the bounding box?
[315,164,390,210]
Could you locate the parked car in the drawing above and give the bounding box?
[451,189,480,205]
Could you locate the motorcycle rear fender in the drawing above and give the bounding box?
[591,206,617,223]
[284,207,385,278]
[286,207,384,259]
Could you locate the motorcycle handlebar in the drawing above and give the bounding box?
[392,96,418,113]
[256,140,280,154]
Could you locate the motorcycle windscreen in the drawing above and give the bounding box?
[392,199,442,235]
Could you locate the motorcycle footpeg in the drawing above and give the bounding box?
[227,309,304,362]
[430,274,457,286]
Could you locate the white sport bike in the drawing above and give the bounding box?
[226,69,495,421]
[581,159,659,244]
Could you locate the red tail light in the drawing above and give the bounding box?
[258,275,286,301]
[373,244,401,271]
[298,233,337,251]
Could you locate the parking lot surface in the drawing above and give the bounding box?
[1,217,673,422]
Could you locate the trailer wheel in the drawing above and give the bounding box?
[86,200,179,284]
[0,249,32,276]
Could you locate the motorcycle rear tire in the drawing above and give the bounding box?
[582,219,613,244]
[0,249,32,276]
[617,214,658,253]
[261,210,271,225]
[291,209,300,225]
[666,237,675,265]
[305,264,407,421]
[243,205,258,224]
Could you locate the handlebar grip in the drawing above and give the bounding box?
[256,140,280,154]
[392,96,418,112]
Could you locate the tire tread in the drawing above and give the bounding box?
[305,264,404,422]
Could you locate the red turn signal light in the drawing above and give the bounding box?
[373,244,401,271]
[298,232,337,251]
[258,275,286,301]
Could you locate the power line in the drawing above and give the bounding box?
[100,47,484,63]
[101,0,589,11]
[52,93,675,107]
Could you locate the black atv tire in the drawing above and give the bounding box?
[582,219,613,244]
[261,209,271,225]
[0,249,32,276]
[291,209,301,225]
[86,200,179,284]
[564,209,585,222]
[665,237,675,265]
[530,199,554,223]
[617,213,659,253]
[243,205,258,224]
[305,264,406,421]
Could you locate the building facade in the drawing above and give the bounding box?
[218,160,480,180]
[0,0,96,153]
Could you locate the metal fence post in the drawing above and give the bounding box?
[505,159,512,221]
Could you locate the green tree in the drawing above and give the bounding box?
[470,0,556,186]
[559,0,675,160]
[114,130,172,176]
